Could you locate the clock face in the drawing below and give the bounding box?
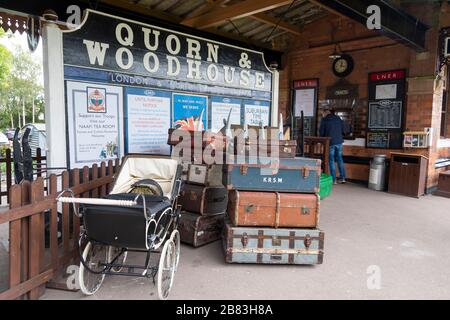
[332,54,354,78]
[334,59,348,73]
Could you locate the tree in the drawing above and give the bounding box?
[0,30,13,129]
[0,34,43,130]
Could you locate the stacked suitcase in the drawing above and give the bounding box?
[177,164,228,247]
[222,156,325,265]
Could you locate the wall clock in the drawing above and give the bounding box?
[332,54,354,78]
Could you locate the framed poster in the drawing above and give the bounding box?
[292,79,319,138]
[172,93,208,130]
[243,100,270,127]
[125,87,171,155]
[294,88,315,117]
[66,81,124,169]
[210,97,242,133]
[367,69,406,149]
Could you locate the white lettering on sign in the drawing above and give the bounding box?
[186,38,201,60]
[166,34,181,55]
[167,55,181,76]
[143,52,159,73]
[207,43,219,63]
[116,47,134,70]
[263,177,283,183]
[142,27,160,51]
[116,23,134,46]
[83,40,110,66]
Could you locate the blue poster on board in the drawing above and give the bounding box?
[173,93,208,130]
[125,87,172,155]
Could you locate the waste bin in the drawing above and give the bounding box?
[369,155,387,191]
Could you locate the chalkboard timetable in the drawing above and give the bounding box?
[366,70,406,149]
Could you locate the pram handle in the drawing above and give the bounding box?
[57,197,137,207]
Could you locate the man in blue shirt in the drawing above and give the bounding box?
[319,108,346,184]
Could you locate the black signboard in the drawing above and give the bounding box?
[63,10,273,99]
[366,69,406,149]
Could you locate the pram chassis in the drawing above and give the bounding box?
[57,156,183,300]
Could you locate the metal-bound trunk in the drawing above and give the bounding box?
[223,157,321,193]
[228,191,319,228]
[178,184,228,215]
[223,220,324,265]
[187,164,224,186]
[179,211,225,247]
[236,140,297,159]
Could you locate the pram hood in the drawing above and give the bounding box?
[110,155,180,199]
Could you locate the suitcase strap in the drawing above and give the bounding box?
[275,193,281,228]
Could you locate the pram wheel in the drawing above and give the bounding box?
[108,247,128,272]
[79,242,107,295]
[157,239,177,300]
[170,230,180,271]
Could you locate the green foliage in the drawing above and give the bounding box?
[0,35,43,131]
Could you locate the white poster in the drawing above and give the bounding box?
[294,88,315,117]
[375,84,397,100]
[244,101,270,126]
[125,88,171,155]
[66,81,124,169]
[211,97,242,133]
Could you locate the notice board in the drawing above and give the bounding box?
[366,70,406,149]
[292,79,318,138]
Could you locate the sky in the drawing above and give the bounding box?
[0,30,44,85]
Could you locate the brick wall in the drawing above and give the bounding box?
[279,2,449,189]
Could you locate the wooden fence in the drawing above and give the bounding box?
[0,148,46,205]
[0,159,120,300]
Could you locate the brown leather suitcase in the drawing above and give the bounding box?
[179,211,225,247]
[227,190,319,228]
[178,183,228,215]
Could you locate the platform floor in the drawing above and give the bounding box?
[33,183,450,299]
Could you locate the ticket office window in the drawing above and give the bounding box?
[318,98,358,140]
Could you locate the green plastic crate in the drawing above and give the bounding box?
[319,173,333,199]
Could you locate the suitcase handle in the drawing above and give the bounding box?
[212,196,226,203]
[301,206,310,215]
[270,254,282,261]
[304,234,312,249]
[245,204,255,213]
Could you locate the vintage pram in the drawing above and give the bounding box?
[57,155,183,300]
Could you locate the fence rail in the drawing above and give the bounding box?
[0,148,46,205]
[0,159,120,300]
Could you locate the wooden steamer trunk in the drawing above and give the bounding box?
[179,211,225,247]
[235,140,297,159]
[223,157,321,193]
[228,191,319,228]
[223,220,324,265]
[178,184,228,215]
